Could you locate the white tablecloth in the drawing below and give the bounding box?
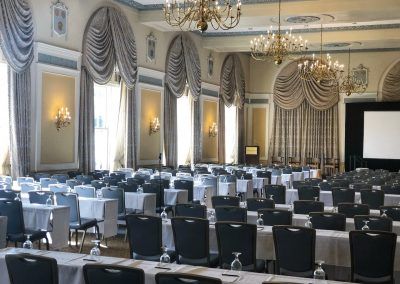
[0,217,6,249]
[164,189,188,205]
[193,184,215,208]
[281,174,293,188]
[218,182,236,196]
[292,172,304,181]
[0,248,352,284]
[236,179,253,198]
[22,204,70,249]
[252,177,269,196]
[270,175,282,185]
[78,197,118,238]
[125,192,156,215]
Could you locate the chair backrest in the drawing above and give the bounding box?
[338,203,370,218]
[215,222,257,270]
[67,171,82,178]
[76,175,94,185]
[308,212,346,231]
[155,272,222,284]
[305,178,322,186]
[110,172,126,182]
[381,185,400,195]
[55,192,80,224]
[125,214,162,260]
[171,217,211,266]
[246,198,275,211]
[297,186,320,201]
[360,189,384,210]
[74,185,96,198]
[0,199,25,235]
[349,230,397,283]
[273,225,316,277]
[211,196,240,208]
[354,215,393,232]
[292,181,309,190]
[20,183,40,193]
[218,174,236,183]
[330,179,350,188]
[118,181,138,193]
[17,177,34,185]
[66,179,81,189]
[117,168,135,179]
[351,182,372,192]
[380,206,400,221]
[318,181,332,191]
[34,173,50,181]
[48,184,69,194]
[258,209,292,226]
[51,174,69,184]
[256,171,271,181]
[293,200,324,215]
[264,185,286,204]
[29,191,54,205]
[101,187,125,215]
[40,178,58,188]
[174,179,194,201]
[83,264,144,284]
[174,203,207,219]
[127,177,144,186]
[215,206,247,223]
[143,182,164,209]
[0,190,17,200]
[133,173,151,182]
[103,176,119,186]
[150,178,170,190]
[332,188,355,206]
[5,253,58,284]
[91,180,107,190]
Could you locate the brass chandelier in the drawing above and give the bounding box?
[164,0,241,32]
[298,24,344,85]
[250,0,308,65]
[339,48,366,96]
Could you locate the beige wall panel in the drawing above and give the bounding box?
[252,108,266,158]
[202,100,218,160]
[41,73,75,164]
[140,89,162,160]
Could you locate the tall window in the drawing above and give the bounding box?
[94,82,121,170]
[0,62,9,174]
[225,105,237,164]
[177,93,193,166]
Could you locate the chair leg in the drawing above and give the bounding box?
[95,224,100,240]
[124,228,128,242]
[79,230,87,253]
[45,236,49,250]
[68,230,71,246]
[14,242,17,248]
[75,229,78,247]
[38,239,41,250]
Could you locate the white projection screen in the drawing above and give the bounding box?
[363,111,400,159]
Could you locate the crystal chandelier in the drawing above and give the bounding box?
[339,48,366,96]
[298,24,344,85]
[250,0,308,65]
[164,0,241,32]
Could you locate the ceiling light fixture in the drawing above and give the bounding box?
[339,48,366,96]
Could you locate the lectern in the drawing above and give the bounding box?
[244,146,260,165]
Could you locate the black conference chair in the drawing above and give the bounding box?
[83,264,144,284]
[174,179,194,202]
[332,188,355,206]
[292,181,309,190]
[101,187,127,219]
[211,196,240,208]
[308,212,346,231]
[258,209,292,226]
[246,198,275,211]
[66,179,81,189]
[318,181,332,191]
[293,200,324,215]
[0,190,17,200]
[351,183,372,192]
[350,230,397,284]
[174,203,207,219]
[91,180,107,190]
[297,186,320,201]
[305,178,322,187]
[360,189,385,210]
[0,199,49,249]
[51,174,69,184]
[338,203,370,218]
[28,191,54,205]
[264,185,286,204]
[5,253,58,284]
[55,192,100,253]
[215,206,247,223]
[171,217,218,267]
[382,185,400,195]
[354,215,393,232]
[215,222,265,272]
[118,181,138,193]
[155,272,222,284]
[76,175,94,185]
[103,176,119,186]
[273,225,316,278]
[380,206,400,221]
[143,182,166,213]
[126,214,175,262]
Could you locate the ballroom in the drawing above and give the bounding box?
[0,0,399,283]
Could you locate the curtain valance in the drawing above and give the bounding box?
[219,54,245,108]
[381,61,400,102]
[165,34,201,100]
[82,6,137,88]
[274,60,339,110]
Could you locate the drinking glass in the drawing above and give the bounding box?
[22,234,33,249]
[313,260,326,280]
[231,252,242,271]
[256,214,264,226]
[381,209,388,218]
[14,193,21,202]
[361,220,370,230]
[159,246,171,263]
[90,240,101,260]
[208,211,216,223]
[269,194,274,201]
[314,196,318,202]
[240,174,244,180]
[289,202,294,212]
[46,195,53,206]
[137,186,143,194]
[305,216,312,228]
[160,207,168,220]
[96,189,103,199]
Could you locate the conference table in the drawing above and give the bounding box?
[0,248,352,284]
[125,192,156,215]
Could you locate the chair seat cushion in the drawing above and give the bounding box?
[70,218,97,230]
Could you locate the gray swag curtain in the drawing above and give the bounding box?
[164,34,201,168]
[79,6,138,173]
[269,60,339,165]
[218,54,245,164]
[381,61,400,102]
[0,0,34,177]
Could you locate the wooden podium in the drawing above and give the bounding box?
[244,145,260,165]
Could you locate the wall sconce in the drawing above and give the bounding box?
[55,107,71,131]
[149,117,160,135]
[209,122,218,137]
